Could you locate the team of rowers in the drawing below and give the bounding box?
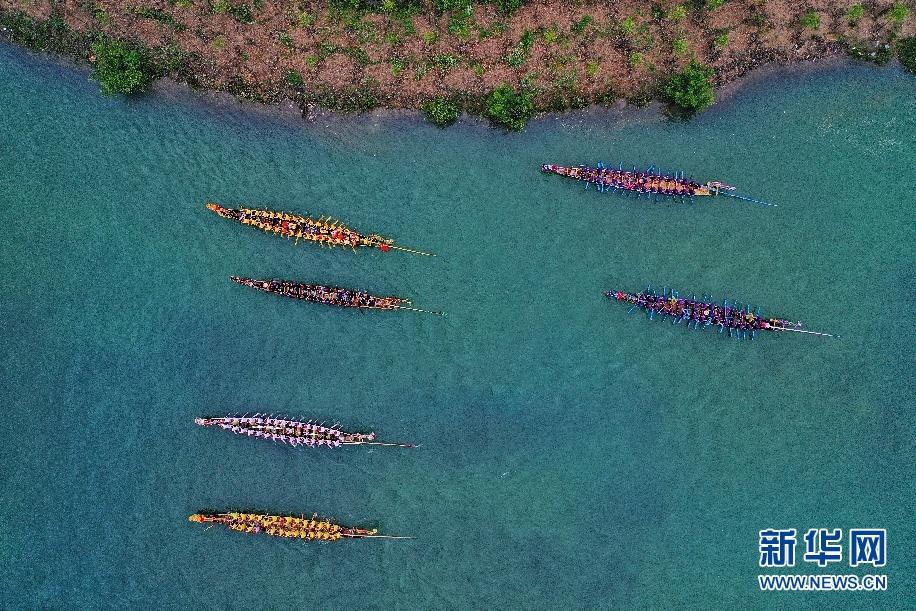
[231,276,404,310]
[608,290,798,331]
[189,512,378,540]
[195,416,376,447]
[541,164,711,197]
[206,202,393,251]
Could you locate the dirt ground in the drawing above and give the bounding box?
[2,0,913,109]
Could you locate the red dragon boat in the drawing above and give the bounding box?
[541,162,775,207]
[195,415,417,448]
[606,286,836,339]
[189,511,413,541]
[230,276,443,315]
[206,202,434,256]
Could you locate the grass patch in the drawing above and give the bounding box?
[571,14,592,35]
[847,4,865,25]
[673,36,688,55]
[799,10,820,30]
[668,4,687,21]
[94,8,111,26]
[431,52,460,72]
[212,0,255,24]
[295,10,313,27]
[888,3,909,24]
[133,7,186,31]
[285,69,303,87]
[345,46,371,64]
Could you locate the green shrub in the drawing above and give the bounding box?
[847,4,865,24]
[296,10,313,27]
[94,8,111,26]
[278,30,293,47]
[664,60,714,112]
[390,57,405,75]
[91,39,151,95]
[571,14,592,35]
[620,15,636,35]
[714,31,729,48]
[799,11,820,30]
[285,69,303,87]
[432,0,467,11]
[423,30,438,44]
[484,83,534,131]
[706,0,725,9]
[673,36,688,55]
[212,0,255,23]
[898,36,916,73]
[888,3,909,24]
[586,60,599,77]
[505,47,526,67]
[346,46,371,64]
[423,96,460,126]
[133,7,186,31]
[668,4,687,21]
[431,53,460,72]
[471,60,485,76]
[629,51,643,67]
[493,0,526,16]
[448,8,473,39]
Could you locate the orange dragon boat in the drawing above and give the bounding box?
[189,511,413,541]
[206,202,434,256]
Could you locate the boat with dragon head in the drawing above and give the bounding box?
[230,276,444,315]
[189,511,413,541]
[541,162,775,207]
[606,286,837,339]
[206,202,434,256]
[195,414,417,448]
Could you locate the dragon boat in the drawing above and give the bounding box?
[189,512,413,540]
[541,162,775,207]
[606,286,837,339]
[206,202,434,256]
[195,415,417,448]
[230,276,444,315]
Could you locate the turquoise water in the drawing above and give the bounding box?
[1,43,914,609]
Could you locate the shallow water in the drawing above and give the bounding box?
[1,43,914,609]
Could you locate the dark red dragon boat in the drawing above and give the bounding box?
[542,161,775,207]
[606,286,836,339]
[230,276,443,315]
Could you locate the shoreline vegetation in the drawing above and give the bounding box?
[1,1,914,130]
